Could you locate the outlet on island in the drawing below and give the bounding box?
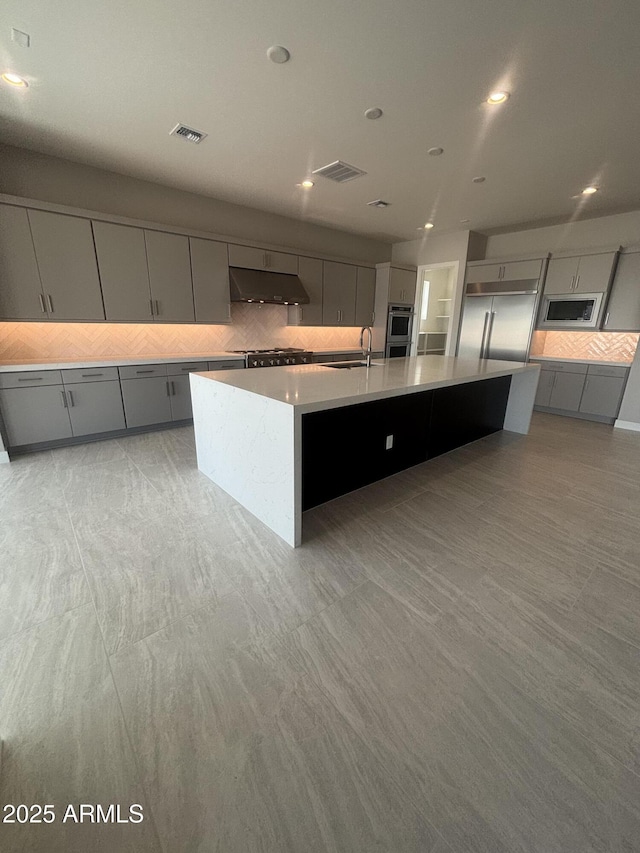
[385,434,394,450]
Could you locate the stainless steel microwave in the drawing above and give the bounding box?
[539,292,604,329]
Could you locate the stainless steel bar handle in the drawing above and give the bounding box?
[604,312,610,326]
[60,390,68,408]
[39,293,47,313]
[552,373,558,390]
[166,381,171,396]
[67,390,75,407]
[18,377,43,381]
[150,299,155,316]
[486,311,496,358]
[155,300,160,315]
[47,294,54,313]
[480,312,490,359]
[171,381,176,396]
[575,275,580,290]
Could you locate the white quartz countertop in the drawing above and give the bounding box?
[0,353,244,372]
[194,355,539,414]
[529,356,631,367]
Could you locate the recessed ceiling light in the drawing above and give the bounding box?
[428,147,444,156]
[266,45,290,64]
[582,186,598,195]
[487,91,509,105]
[424,222,434,229]
[364,107,383,120]
[1,72,28,87]
[298,180,314,189]
[472,176,486,183]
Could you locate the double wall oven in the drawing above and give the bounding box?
[385,304,415,358]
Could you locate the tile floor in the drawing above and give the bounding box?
[1,413,640,852]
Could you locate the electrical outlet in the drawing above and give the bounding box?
[385,434,394,450]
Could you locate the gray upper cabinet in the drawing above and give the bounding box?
[227,244,298,274]
[466,258,543,284]
[355,267,376,326]
[0,205,47,320]
[323,262,357,325]
[388,267,416,304]
[287,256,323,326]
[602,251,640,331]
[189,238,231,324]
[144,230,195,322]
[27,210,105,320]
[92,221,152,321]
[544,252,616,295]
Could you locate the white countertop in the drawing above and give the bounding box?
[529,356,631,367]
[194,355,539,415]
[0,353,245,372]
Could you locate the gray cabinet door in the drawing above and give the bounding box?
[323,262,357,325]
[465,263,503,284]
[0,386,72,446]
[0,205,47,320]
[227,245,298,274]
[543,257,579,295]
[389,268,416,303]
[92,221,152,321]
[66,380,126,436]
[144,230,195,322]
[502,259,543,281]
[534,370,555,407]
[190,238,231,323]
[287,256,323,326]
[549,372,586,411]
[574,252,616,293]
[27,210,105,320]
[120,377,172,427]
[169,374,193,420]
[602,252,640,331]
[355,267,376,326]
[579,375,626,418]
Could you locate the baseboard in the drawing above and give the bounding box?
[533,406,615,425]
[614,419,640,432]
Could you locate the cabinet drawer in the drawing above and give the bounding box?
[166,361,208,376]
[119,364,167,380]
[207,360,245,370]
[537,361,588,374]
[62,367,120,384]
[0,370,64,389]
[586,364,629,378]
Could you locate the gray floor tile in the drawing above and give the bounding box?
[111,592,439,852]
[573,567,640,649]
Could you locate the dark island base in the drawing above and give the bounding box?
[302,375,511,510]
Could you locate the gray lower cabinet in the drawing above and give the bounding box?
[144,230,195,322]
[579,369,628,418]
[27,209,105,320]
[65,380,126,435]
[534,370,555,407]
[92,221,153,321]
[0,205,48,320]
[120,376,173,428]
[549,372,586,410]
[167,375,193,420]
[0,386,72,445]
[533,360,629,421]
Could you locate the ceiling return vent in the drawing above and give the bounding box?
[170,123,207,144]
[367,199,391,208]
[312,160,367,183]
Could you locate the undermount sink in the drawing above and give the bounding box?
[326,361,379,369]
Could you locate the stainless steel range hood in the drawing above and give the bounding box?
[229,267,310,305]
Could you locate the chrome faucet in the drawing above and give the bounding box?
[360,325,373,368]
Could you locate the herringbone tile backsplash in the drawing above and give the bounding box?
[0,305,362,361]
[530,331,639,362]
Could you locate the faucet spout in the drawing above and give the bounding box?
[359,325,373,368]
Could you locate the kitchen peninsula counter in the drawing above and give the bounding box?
[191,356,540,546]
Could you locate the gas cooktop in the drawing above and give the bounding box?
[226,348,312,368]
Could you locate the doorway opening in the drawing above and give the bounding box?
[414,263,458,356]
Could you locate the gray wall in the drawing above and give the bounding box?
[0,144,391,264]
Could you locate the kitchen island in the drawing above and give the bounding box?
[191,356,540,546]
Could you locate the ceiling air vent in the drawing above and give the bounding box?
[170,123,207,144]
[312,160,367,183]
[367,199,391,208]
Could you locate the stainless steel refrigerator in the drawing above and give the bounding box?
[457,280,539,362]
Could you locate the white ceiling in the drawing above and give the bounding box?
[2,0,640,243]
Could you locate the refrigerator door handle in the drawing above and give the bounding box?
[480,311,490,359]
[485,311,496,359]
